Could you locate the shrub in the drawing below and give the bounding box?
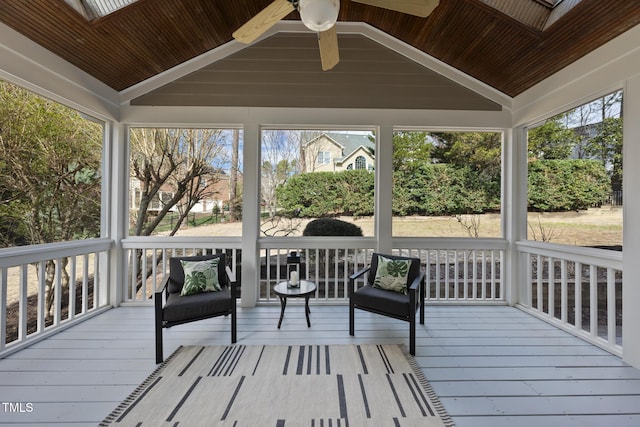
[276,170,374,217]
[528,159,610,211]
[302,218,363,237]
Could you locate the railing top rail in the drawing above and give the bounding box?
[122,236,243,249]
[393,237,508,250]
[0,238,113,269]
[259,236,377,250]
[516,240,622,269]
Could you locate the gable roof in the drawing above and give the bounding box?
[311,133,375,163]
[0,0,638,100]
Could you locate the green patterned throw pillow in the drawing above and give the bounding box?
[179,258,221,296]
[372,255,411,294]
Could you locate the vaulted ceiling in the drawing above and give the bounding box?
[0,0,639,99]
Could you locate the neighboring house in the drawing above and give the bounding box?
[129,171,239,215]
[303,133,375,173]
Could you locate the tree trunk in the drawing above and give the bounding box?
[229,129,240,220]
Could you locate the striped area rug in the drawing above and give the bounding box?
[101,344,454,427]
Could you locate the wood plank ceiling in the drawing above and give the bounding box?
[0,0,639,100]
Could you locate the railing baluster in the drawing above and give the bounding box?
[607,267,616,346]
[69,256,77,320]
[561,259,567,323]
[18,265,28,341]
[590,265,597,338]
[548,257,555,319]
[54,258,62,326]
[37,261,46,332]
[575,262,582,330]
[82,254,89,314]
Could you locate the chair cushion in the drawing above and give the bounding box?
[163,288,232,323]
[168,254,227,294]
[353,285,410,319]
[179,258,221,296]
[372,254,411,294]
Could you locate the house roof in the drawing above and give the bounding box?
[325,133,375,162]
[0,0,639,100]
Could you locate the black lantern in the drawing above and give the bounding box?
[286,251,301,287]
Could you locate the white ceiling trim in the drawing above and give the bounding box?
[0,22,120,120]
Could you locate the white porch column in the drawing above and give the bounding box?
[107,122,129,306]
[503,126,528,306]
[241,121,260,307]
[623,74,640,368]
[375,125,393,254]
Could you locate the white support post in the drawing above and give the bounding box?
[241,122,260,308]
[503,126,528,306]
[107,122,129,306]
[376,125,393,255]
[622,74,640,368]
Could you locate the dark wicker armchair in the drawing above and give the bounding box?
[154,253,237,363]
[349,253,425,355]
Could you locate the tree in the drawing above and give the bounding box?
[0,80,102,317]
[586,117,623,190]
[260,130,299,219]
[392,131,433,171]
[129,128,228,236]
[228,129,241,220]
[527,119,578,160]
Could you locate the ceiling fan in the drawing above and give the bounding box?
[232,0,440,71]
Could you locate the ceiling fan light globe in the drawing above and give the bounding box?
[299,0,340,32]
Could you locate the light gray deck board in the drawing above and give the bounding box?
[0,304,638,426]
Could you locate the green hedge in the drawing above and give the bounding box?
[392,164,499,215]
[276,160,610,217]
[528,159,610,211]
[276,170,374,217]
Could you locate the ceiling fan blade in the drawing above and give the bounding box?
[318,26,339,71]
[232,0,296,44]
[351,0,439,18]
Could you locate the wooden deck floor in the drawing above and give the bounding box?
[1,304,639,426]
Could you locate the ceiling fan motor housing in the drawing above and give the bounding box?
[298,0,340,32]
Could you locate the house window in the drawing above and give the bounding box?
[355,156,366,170]
[317,151,331,164]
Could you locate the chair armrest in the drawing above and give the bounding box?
[348,266,371,297]
[155,275,171,320]
[350,266,370,282]
[226,266,238,299]
[155,275,170,299]
[408,271,425,294]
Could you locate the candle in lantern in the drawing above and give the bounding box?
[290,270,299,286]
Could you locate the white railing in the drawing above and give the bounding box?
[0,238,112,357]
[121,237,242,303]
[259,237,507,304]
[394,238,507,303]
[119,236,507,305]
[258,237,377,302]
[517,241,623,356]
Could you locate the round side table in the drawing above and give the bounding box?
[273,280,317,329]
